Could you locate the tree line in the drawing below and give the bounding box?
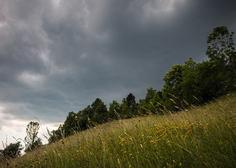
[1,26,235,158]
[48,26,236,144]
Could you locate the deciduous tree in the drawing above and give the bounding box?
[91,98,108,123]
[63,112,79,137]
[24,121,42,152]
[162,64,183,110]
[108,100,121,120]
[206,26,236,90]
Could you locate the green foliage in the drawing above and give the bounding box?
[49,98,108,142]
[121,103,129,118]
[48,127,63,144]
[24,121,42,153]
[194,61,228,101]
[126,93,136,107]
[91,98,108,123]
[123,93,138,118]
[180,60,218,104]
[162,26,236,109]
[144,87,156,104]
[63,112,79,137]
[206,26,236,89]
[77,105,92,130]
[162,64,183,110]
[206,26,235,66]
[0,142,23,159]
[108,100,121,120]
[179,58,197,104]
[138,88,163,114]
[149,93,163,112]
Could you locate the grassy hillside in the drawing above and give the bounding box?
[1,92,236,168]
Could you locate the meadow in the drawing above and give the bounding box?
[1,92,236,168]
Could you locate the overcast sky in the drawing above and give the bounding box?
[0,0,236,149]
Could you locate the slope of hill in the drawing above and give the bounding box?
[1,92,236,168]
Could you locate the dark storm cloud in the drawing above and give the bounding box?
[0,0,236,144]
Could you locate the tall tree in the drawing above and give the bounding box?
[120,98,129,118]
[206,26,235,71]
[162,64,183,110]
[63,112,79,137]
[126,93,138,116]
[206,26,236,90]
[179,57,197,104]
[77,105,93,130]
[121,104,129,118]
[108,100,121,120]
[91,98,108,124]
[194,61,227,102]
[126,93,136,107]
[24,121,42,152]
[144,87,156,104]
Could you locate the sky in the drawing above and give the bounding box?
[0,0,236,150]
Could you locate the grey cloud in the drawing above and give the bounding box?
[0,0,236,135]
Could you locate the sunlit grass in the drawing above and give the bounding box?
[1,93,236,167]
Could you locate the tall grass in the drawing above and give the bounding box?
[1,93,236,168]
